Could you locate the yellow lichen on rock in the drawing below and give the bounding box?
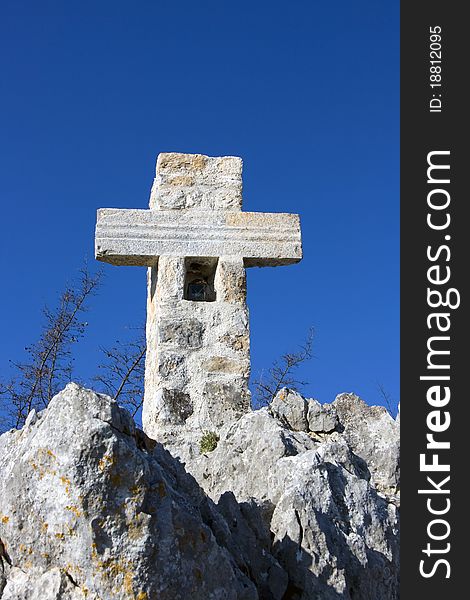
[98,453,115,471]
[60,475,71,494]
[91,550,140,600]
[65,505,82,518]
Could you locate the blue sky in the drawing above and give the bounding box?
[0,1,399,415]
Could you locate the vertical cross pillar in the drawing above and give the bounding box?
[143,253,251,450]
[144,153,251,451]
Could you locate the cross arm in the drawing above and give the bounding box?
[95,208,302,267]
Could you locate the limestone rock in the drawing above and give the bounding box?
[332,393,400,496]
[270,457,398,599]
[0,384,257,600]
[269,389,309,432]
[269,389,339,435]
[307,398,338,433]
[185,401,399,599]
[0,384,399,600]
[1,567,85,600]
[213,493,288,600]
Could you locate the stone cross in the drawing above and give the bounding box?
[95,153,302,450]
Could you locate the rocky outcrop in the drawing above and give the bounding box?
[269,389,339,434]
[265,389,399,498]
[332,393,400,498]
[0,384,257,600]
[0,385,399,600]
[186,389,400,599]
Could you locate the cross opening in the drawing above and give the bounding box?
[184,258,218,302]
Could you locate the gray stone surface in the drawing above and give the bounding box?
[95,208,302,267]
[0,384,400,600]
[269,458,398,600]
[185,397,400,599]
[307,398,338,433]
[151,153,243,211]
[269,389,339,435]
[332,393,400,497]
[1,568,85,600]
[142,255,252,456]
[0,384,257,600]
[95,152,303,453]
[269,389,309,432]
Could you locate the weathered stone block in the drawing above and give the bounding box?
[202,356,250,377]
[159,319,204,349]
[156,255,185,301]
[153,388,193,425]
[149,153,243,211]
[157,352,186,378]
[95,208,302,267]
[219,332,250,353]
[203,381,251,428]
[215,257,246,304]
